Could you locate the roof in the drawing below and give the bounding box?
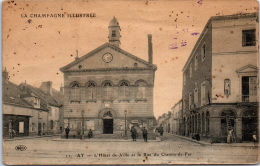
[182,12,258,72]
[52,88,64,105]
[19,83,62,108]
[2,81,32,108]
[60,42,157,72]
[109,16,119,27]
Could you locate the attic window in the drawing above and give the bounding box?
[78,65,82,69]
[112,30,116,37]
[134,63,138,67]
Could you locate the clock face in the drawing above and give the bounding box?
[102,53,113,63]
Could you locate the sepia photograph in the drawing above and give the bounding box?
[2,0,259,164]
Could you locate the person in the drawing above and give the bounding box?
[88,129,93,139]
[130,126,137,141]
[9,128,13,139]
[194,133,200,141]
[253,131,257,146]
[227,129,233,144]
[142,127,148,142]
[65,126,70,139]
[159,126,164,136]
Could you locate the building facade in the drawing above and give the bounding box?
[19,81,63,135]
[60,17,157,137]
[182,13,258,142]
[171,100,183,135]
[2,69,49,138]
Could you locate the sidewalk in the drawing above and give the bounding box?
[3,134,60,141]
[172,133,259,147]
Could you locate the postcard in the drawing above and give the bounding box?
[2,0,259,164]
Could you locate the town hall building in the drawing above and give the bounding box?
[60,17,157,138]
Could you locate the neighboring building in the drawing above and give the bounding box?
[2,69,49,138]
[19,81,63,135]
[182,13,258,142]
[60,17,157,137]
[171,100,183,135]
[156,100,183,136]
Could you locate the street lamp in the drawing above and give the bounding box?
[81,110,85,140]
[124,110,127,137]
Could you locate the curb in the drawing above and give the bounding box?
[172,134,207,145]
[3,135,60,141]
[172,134,259,147]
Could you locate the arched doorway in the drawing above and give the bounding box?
[103,111,113,134]
[242,109,258,141]
[220,110,236,137]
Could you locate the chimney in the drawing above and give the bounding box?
[60,83,64,95]
[40,81,53,96]
[148,34,153,64]
[2,67,9,82]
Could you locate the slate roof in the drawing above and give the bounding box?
[60,42,157,72]
[19,83,62,108]
[2,81,41,109]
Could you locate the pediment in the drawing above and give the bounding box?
[236,64,258,74]
[60,43,156,72]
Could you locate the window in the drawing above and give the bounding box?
[86,81,97,101]
[188,92,193,110]
[201,44,206,61]
[112,30,116,37]
[119,81,130,99]
[189,63,192,78]
[195,54,198,71]
[70,82,80,102]
[201,82,206,106]
[103,81,113,100]
[194,88,198,107]
[242,29,256,46]
[242,76,257,102]
[136,81,147,99]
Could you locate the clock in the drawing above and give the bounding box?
[102,53,113,63]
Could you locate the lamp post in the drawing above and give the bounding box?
[81,110,85,140]
[124,110,127,137]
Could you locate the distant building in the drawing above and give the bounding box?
[182,13,258,142]
[2,69,48,137]
[19,81,63,135]
[156,100,183,136]
[170,100,183,135]
[60,17,157,137]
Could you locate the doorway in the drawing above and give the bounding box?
[103,119,113,134]
[38,123,42,136]
[242,110,257,141]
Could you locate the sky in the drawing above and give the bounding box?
[2,0,258,118]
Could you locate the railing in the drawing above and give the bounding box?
[242,95,257,102]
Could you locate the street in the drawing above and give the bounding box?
[2,134,259,165]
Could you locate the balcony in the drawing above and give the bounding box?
[242,95,257,103]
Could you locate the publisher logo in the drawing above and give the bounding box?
[15,145,27,151]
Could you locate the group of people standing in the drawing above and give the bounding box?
[65,126,93,139]
[130,126,148,142]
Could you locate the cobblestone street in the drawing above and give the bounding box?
[3,134,259,165]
